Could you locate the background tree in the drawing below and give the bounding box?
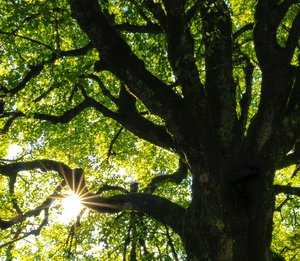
[0,0,300,260]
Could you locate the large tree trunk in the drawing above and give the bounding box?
[180,160,276,261]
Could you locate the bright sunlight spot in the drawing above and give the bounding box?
[7,144,22,160]
[60,192,82,224]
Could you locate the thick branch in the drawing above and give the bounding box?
[88,78,176,150]
[114,109,176,150]
[83,192,185,235]
[0,112,22,134]
[274,185,300,196]
[274,67,300,158]
[162,0,185,16]
[164,0,204,104]
[0,159,73,179]
[9,175,22,215]
[2,95,175,150]
[245,2,299,155]
[70,0,182,119]
[114,23,161,34]
[97,184,129,195]
[110,84,176,150]
[33,99,94,124]
[200,0,237,149]
[0,159,186,235]
[59,42,92,57]
[253,0,296,67]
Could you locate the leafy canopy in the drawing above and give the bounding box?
[0,0,299,260]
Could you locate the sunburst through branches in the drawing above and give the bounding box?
[57,168,113,223]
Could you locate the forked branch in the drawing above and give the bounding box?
[0,159,186,235]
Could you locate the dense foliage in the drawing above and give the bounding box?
[0,0,299,260]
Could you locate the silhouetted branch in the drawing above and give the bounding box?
[0,64,44,95]
[1,94,175,150]
[84,74,118,103]
[239,57,254,133]
[32,98,113,124]
[0,43,92,96]
[83,192,185,235]
[274,185,300,197]
[114,23,161,33]
[107,127,124,160]
[96,184,129,195]
[0,182,64,230]
[0,112,23,134]
[0,29,52,50]
[275,196,290,212]
[8,175,22,215]
[233,23,254,40]
[165,224,179,261]
[71,0,181,119]
[0,208,49,248]
[144,160,188,194]
[0,159,186,235]
[277,151,300,169]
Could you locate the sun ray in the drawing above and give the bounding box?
[60,166,71,189]
[76,173,86,196]
[80,200,120,209]
[80,193,101,200]
[72,170,75,191]
[75,190,92,200]
[76,174,82,195]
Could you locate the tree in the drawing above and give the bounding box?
[0,0,300,260]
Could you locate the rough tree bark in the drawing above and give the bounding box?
[66,0,300,258]
[1,0,300,260]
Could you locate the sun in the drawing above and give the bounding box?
[60,192,82,223]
